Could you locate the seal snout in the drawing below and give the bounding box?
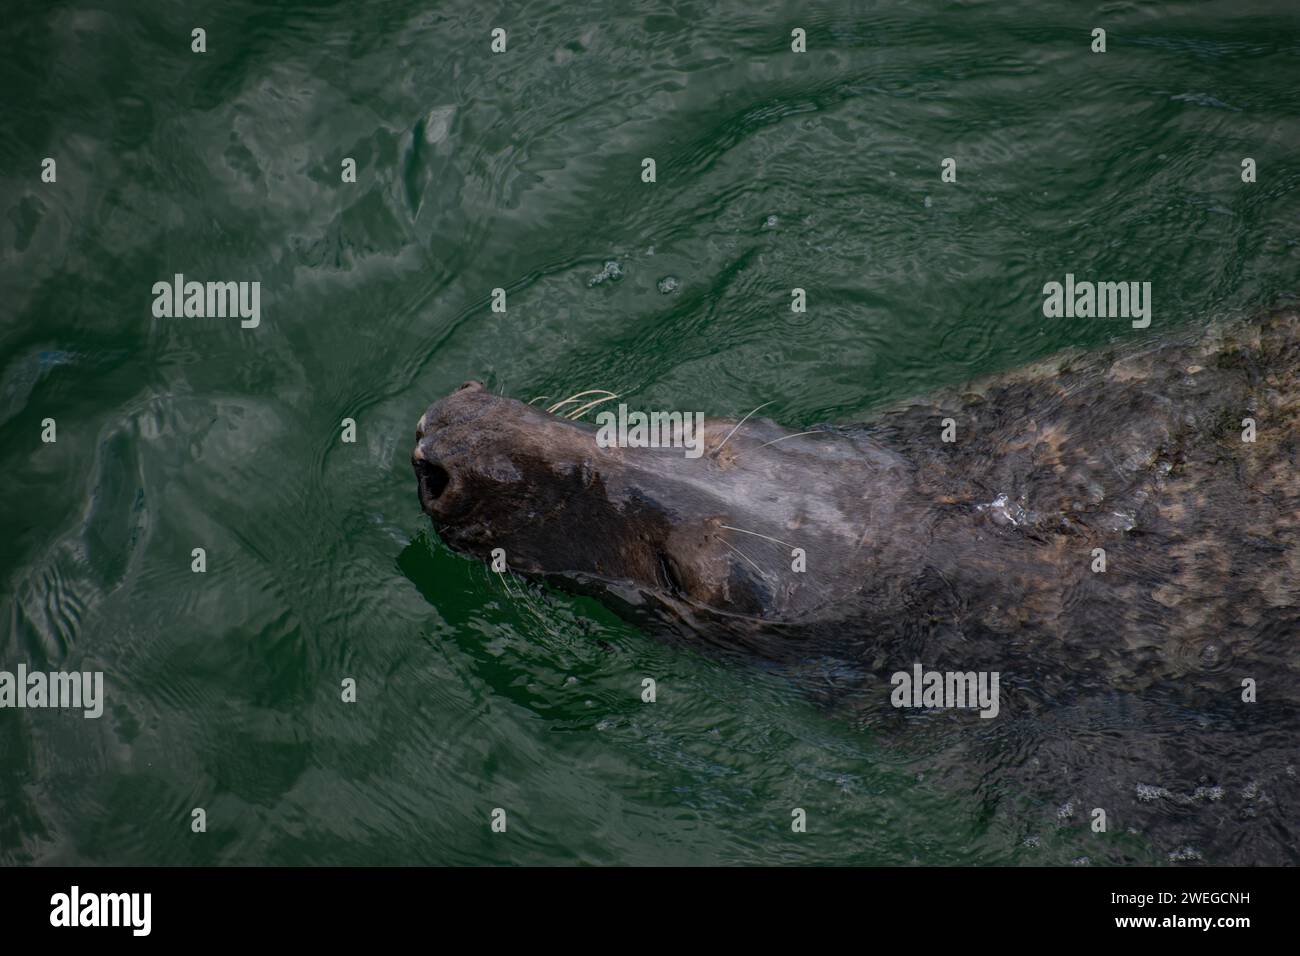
[416,381,484,441]
[412,380,491,518]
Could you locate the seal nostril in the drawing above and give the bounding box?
[414,458,451,501]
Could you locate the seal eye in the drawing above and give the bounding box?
[657,552,685,598]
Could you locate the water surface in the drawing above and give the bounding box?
[2,0,1298,864]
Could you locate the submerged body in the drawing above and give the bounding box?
[413,310,1300,863]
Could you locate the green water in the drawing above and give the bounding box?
[1,0,1298,865]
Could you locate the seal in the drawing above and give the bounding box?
[412,309,1300,863]
[415,311,1299,678]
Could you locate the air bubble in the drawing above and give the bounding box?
[588,260,624,286]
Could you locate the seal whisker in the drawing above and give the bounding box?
[495,568,522,603]
[499,568,565,636]
[513,571,551,617]
[710,401,774,457]
[732,430,840,462]
[755,430,826,448]
[566,393,621,420]
[547,389,617,414]
[528,396,550,405]
[719,523,798,551]
[717,537,772,582]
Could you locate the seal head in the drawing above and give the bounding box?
[413,381,912,635]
